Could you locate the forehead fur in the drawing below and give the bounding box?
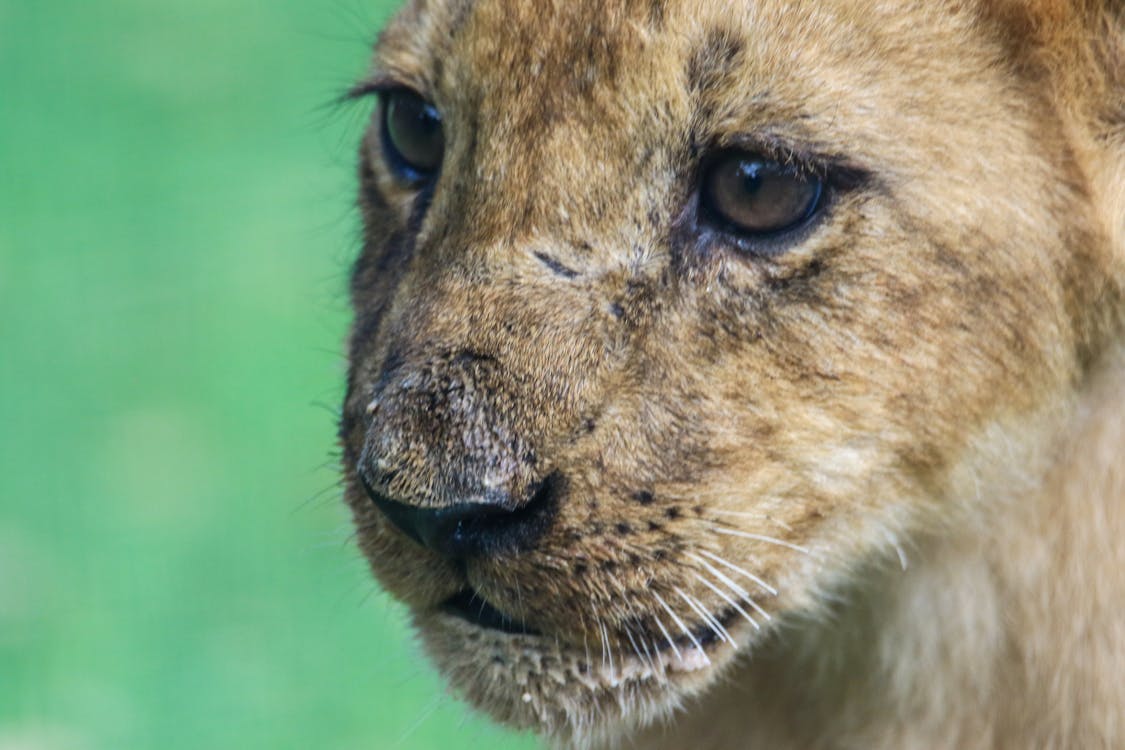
[366,0,1102,250]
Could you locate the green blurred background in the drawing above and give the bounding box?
[0,1,536,748]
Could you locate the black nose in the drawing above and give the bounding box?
[359,473,559,560]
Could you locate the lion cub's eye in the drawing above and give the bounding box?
[700,153,823,238]
[381,90,444,182]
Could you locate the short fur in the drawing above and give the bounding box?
[339,1,1125,747]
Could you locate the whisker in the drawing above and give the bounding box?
[615,593,647,669]
[392,693,448,749]
[598,619,609,674]
[623,625,651,672]
[651,611,683,661]
[691,572,759,631]
[600,620,616,678]
[696,549,779,597]
[513,578,529,632]
[653,591,709,663]
[712,526,814,557]
[693,557,772,622]
[292,479,345,515]
[884,530,909,571]
[639,631,661,677]
[622,625,640,660]
[581,615,592,671]
[676,588,732,646]
[711,509,794,532]
[690,591,733,645]
[621,606,660,675]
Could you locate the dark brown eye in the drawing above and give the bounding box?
[381,90,444,181]
[700,154,823,237]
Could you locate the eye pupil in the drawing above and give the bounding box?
[701,153,823,239]
[383,91,444,178]
[737,162,764,197]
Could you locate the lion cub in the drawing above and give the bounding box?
[339,0,1125,747]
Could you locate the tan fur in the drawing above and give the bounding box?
[339,1,1125,747]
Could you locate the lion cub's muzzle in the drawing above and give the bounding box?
[356,349,561,563]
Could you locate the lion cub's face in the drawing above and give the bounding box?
[341,0,1100,743]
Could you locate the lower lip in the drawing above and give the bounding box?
[443,586,749,656]
[436,593,744,681]
[441,589,540,636]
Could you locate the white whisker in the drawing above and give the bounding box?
[653,591,709,663]
[639,631,661,677]
[691,555,773,621]
[393,694,448,749]
[579,613,592,671]
[620,593,656,672]
[713,526,813,556]
[712,509,794,532]
[696,549,779,597]
[688,553,751,599]
[692,572,759,631]
[676,587,732,646]
[598,619,609,673]
[623,625,648,670]
[884,530,908,570]
[601,621,616,677]
[651,611,683,661]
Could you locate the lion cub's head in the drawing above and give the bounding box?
[340,0,1122,744]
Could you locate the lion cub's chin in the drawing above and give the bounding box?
[413,607,746,744]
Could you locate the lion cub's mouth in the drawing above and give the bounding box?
[438,586,747,672]
[442,588,541,636]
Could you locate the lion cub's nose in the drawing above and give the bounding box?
[357,349,559,559]
[360,474,558,560]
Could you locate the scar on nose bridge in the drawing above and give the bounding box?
[534,251,580,279]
